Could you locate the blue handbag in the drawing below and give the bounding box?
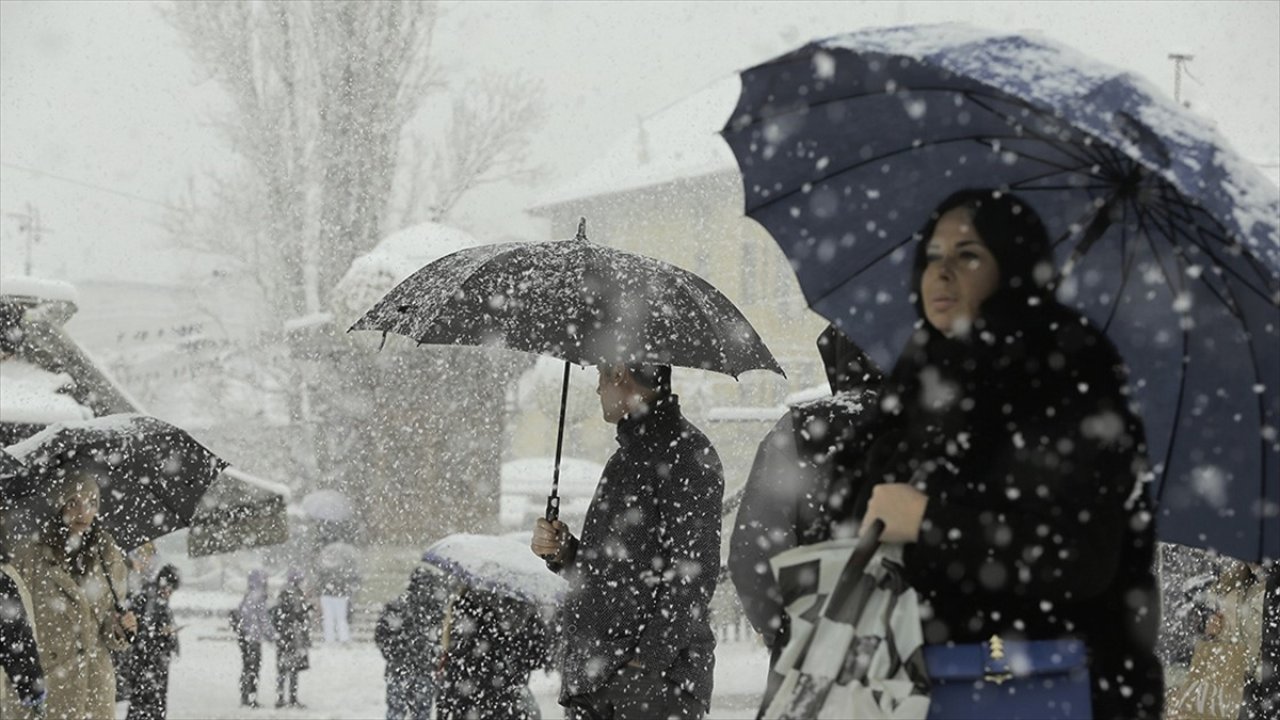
[923,636,1092,720]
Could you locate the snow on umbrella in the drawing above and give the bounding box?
[301,488,355,523]
[319,541,360,570]
[421,533,566,607]
[3,413,228,551]
[722,23,1280,563]
[351,220,784,520]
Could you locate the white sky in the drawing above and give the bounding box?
[1,0,1277,284]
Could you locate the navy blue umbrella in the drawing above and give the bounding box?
[722,24,1280,562]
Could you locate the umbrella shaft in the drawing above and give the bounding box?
[546,360,572,522]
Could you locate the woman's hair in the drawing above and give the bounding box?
[909,189,1055,322]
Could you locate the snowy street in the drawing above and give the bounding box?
[151,612,767,720]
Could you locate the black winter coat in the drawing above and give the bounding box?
[555,395,723,710]
[438,590,547,720]
[0,567,44,708]
[271,584,311,673]
[842,303,1164,720]
[129,585,178,694]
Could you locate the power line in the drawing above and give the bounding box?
[0,159,181,211]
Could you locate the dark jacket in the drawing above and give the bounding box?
[0,565,45,711]
[729,325,880,649]
[438,590,547,720]
[271,582,311,673]
[376,597,411,672]
[126,582,178,716]
[555,395,723,709]
[841,302,1164,720]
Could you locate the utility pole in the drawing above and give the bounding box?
[5,202,51,276]
[1168,53,1195,106]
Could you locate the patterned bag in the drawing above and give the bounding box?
[760,524,930,720]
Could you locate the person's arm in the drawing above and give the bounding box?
[630,447,724,672]
[901,392,1142,603]
[729,415,801,647]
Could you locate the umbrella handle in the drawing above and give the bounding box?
[97,544,137,644]
[544,495,559,523]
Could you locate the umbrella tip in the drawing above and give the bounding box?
[575,217,587,242]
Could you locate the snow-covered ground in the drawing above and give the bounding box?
[132,613,768,720]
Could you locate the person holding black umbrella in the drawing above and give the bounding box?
[830,189,1163,719]
[9,464,137,720]
[531,363,723,720]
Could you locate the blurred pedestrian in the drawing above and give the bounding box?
[729,323,880,694]
[436,588,548,720]
[0,532,45,720]
[318,555,359,645]
[377,596,413,719]
[231,569,271,708]
[9,465,136,720]
[271,568,312,708]
[532,363,723,719]
[125,564,181,720]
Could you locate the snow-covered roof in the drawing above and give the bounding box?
[0,275,79,306]
[501,456,603,497]
[0,359,94,425]
[529,75,742,211]
[330,221,486,326]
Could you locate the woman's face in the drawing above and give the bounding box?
[60,480,100,535]
[920,207,1001,336]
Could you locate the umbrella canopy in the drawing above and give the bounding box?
[350,221,783,378]
[421,533,566,606]
[352,222,783,521]
[300,488,355,523]
[187,467,290,558]
[722,23,1280,563]
[3,413,228,551]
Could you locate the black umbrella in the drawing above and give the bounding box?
[3,413,229,551]
[721,24,1280,562]
[352,220,783,519]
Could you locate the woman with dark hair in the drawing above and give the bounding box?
[9,467,136,719]
[839,189,1164,719]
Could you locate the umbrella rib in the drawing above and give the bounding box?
[1136,201,1244,318]
[1128,201,1192,490]
[1146,194,1277,307]
[962,93,1107,170]
[806,235,917,310]
[1134,199,1276,561]
[747,133,1090,215]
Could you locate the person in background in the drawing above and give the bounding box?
[318,555,358,645]
[532,363,724,720]
[377,596,413,720]
[401,565,447,719]
[231,569,272,708]
[436,588,549,720]
[729,323,881,694]
[271,568,312,709]
[10,466,137,720]
[0,530,46,720]
[126,564,181,720]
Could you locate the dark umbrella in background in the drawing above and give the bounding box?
[722,23,1280,563]
[351,220,784,521]
[3,413,229,551]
